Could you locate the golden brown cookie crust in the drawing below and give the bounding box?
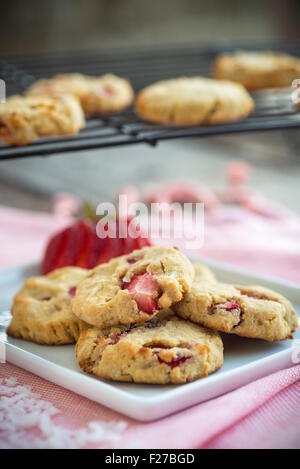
[213,51,300,90]
[135,77,254,125]
[8,267,88,345]
[26,73,134,115]
[173,281,298,342]
[72,246,195,329]
[193,262,217,282]
[76,309,224,384]
[0,95,85,146]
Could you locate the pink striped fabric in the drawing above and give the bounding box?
[0,200,300,449]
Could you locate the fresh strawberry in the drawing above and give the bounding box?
[123,273,159,314]
[41,214,152,274]
[96,218,124,264]
[76,220,102,269]
[96,236,123,264]
[53,225,80,270]
[42,230,65,274]
[135,236,152,249]
[42,224,78,274]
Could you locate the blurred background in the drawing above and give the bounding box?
[2,0,300,54]
[0,0,300,213]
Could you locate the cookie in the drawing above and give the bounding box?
[76,309,223,384]
[173,281,298,342]
[193,262,216,282]
[135,77,254,125]
[7,267,88,345]
[0,95,85,146]
[71,245,195,329]
[213,51,300,90]
[26,73,134,115]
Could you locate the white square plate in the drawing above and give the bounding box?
[0,260,299,422]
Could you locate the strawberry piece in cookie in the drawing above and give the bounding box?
[68,287,77,298]
[157,355,191,369]
[76,310,224,384]
[174,281,298,342]
[123,273,160,315]
[0,124,11,141]
[213,301,241,313]
[71,245,195,329]
[8,267,88,345]
[101,86,114,96]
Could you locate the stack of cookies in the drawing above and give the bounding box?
[8,245,298,385]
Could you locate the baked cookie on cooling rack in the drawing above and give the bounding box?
[26,73,134,115]
[173,281,298,342]
[213,51,300,90]
[192,262,217,282]
[71,245,195,329]
[0,95,85,146]
[135,77,254,125]
[7,267,88,345]
[76,309,223,384]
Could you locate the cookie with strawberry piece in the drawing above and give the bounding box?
[8,267,88,345]
[173,281,298,342]
[26,73,134,115]
[76,309,223,384]
[71,246,195,329]
[0,95,85,146]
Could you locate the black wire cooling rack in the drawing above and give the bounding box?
[0,44,300,160]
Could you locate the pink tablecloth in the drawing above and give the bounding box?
[0,202,300,449]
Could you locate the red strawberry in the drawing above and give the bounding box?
[53,225,79,270]
[42,215,152,274]
[123,273,159,314]
[76,220,101,269]
[96,218,124,264]
[96,236,123,264]
[42,224,78,274]
[135,236,152,249]
[42,229,65,274]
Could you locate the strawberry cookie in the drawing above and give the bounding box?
[26,73,134,115]
[213,51,300,90]
[0,95,85,146]
[193,262,216,282]
[135,77,254,125]
[8,267,88,345]
[173,281,298,342]
[76,309,223,384]
[71,246,195,329]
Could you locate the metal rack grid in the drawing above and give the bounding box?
[0,44,300,160]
